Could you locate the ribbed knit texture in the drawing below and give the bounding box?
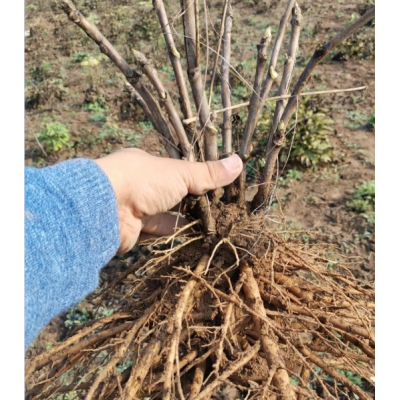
[25,159,120,349]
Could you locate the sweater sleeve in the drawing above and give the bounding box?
[25,159,120,349]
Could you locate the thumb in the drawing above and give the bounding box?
[181,154,243,195]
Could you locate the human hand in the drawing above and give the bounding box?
[94,148,243,254]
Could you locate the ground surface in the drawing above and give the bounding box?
[25,0,375,393]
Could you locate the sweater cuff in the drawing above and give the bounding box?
[42,158,121,265]
[25,158,121,349]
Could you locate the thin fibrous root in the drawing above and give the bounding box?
[298,346,373,400]
[85,303,159,400]
[25,311,131,380]
[241,262,296,400]
[188,360,206,400]
[179,317,252,379]
[145,349,199,393]
[213,273,245,376]
[162,254,210,400]
[195,341,261,400]
[27,321,135,380]
[123,335,164,399]
[204,238,239,275]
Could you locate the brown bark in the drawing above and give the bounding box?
[26,321,134,374]
[123,336,163,399]
[25,311,130,379]
[237,0,296,157]
[237,26,273,202]
[208,0,229,111]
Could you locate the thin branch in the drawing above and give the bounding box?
[133,50,194,161]
[259,0,297,106]
[281,6,375,127]
[221,1,233,155]
[124,82,181,158]
[153,0,193,120]
[240,0,296,142]
[208,0,229,110]
[236,26,273,203]
[59,0,180,159]
[59,0,140,84]
[252,6,375,210]
[181,0,219,161]
[251,2,303,205]
[230,0,295,200]
[182,86,366,124]
[239,27,272,158]
[268,2,303,147]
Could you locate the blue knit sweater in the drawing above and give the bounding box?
[25,159,121,349]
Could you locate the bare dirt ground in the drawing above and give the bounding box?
[25,0,375,395]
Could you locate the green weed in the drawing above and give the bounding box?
[71,52,93,63]
[37,121,72,153]
[137,120,153,131]
[319,366,364,393]
[278,168,303,187]
[336,25,375,60]
[31,62,52,82]
[85,97,108,122]
[367,111,375,132]
[64,306,90,328]
[125,131,142,147]
[347,180,375,213]
[54,392,78,400]
[89,112,106,122]
[245,158,265,182]
[343,139,360,150]
[81,56,100,68]
[116,360,133,375]
[85,97,108,112]
[267,97,334,168]
[344,110,368,130]
[99,122,120,141]
[95,306,114,319]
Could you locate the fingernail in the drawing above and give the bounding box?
[221,154,242,170]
